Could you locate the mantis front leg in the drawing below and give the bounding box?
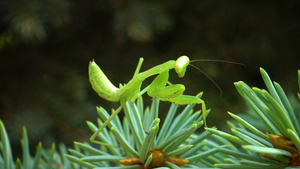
[147,71,202,105]
[145,70,207,125]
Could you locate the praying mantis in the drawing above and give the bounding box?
[89,56,206,146]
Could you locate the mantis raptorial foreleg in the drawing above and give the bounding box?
[88,56,206,149]
[147,71,185,100]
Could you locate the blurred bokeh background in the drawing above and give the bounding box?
[0,0,299,155]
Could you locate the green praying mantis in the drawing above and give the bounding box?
[89,56,206,146]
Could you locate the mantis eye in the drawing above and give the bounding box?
[175,56,190,78]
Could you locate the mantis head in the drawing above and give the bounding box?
[175,56,190,78]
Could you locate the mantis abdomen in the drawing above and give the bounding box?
[89,61,120,102]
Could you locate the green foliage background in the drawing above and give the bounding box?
[0,0,299,156]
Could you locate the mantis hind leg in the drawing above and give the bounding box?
[90,106,126,155]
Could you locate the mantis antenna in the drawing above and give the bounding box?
[190,59,246,67]
[189,59,246,96]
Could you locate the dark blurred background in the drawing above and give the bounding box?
[0,0,299,154]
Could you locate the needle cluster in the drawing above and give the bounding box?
[1,68,299,169]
